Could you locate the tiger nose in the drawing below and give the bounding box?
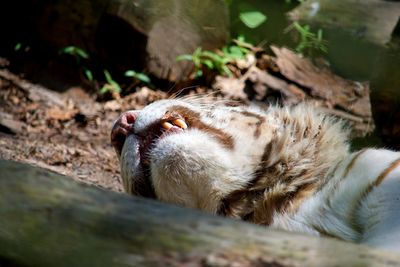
[111,110,140,156]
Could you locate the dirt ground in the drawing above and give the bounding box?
[0,68,172,192]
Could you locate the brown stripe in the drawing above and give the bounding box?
[374,157,400,186]
[348,156,400,234]
[359,157,400,200]
[217,142,274,216]
[169,105,235,150]
[324,149,367,207]
[361,157,400,199]
[217,140,319,225]
[236,110,264,120]
[253,142,274,184]
[254,117,266,138]
[232,110,266,138]
[342,149,367,178]
[317,159,342,191]
[317,150,366,194]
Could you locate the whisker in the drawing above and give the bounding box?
[168,85,202,100]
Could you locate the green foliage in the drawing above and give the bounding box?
[60,46,93,81]
[60,45,150,96]
[290,22,328,55]
[83,67,94,82]
[225,1,267,29]
[176,37,252,78]
[125,70,151,84]
[14,43,22,51]
[239,11,267,29]
[99,70,122,95]
[60,46,89,61]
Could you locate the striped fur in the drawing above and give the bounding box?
[112,99,400,251]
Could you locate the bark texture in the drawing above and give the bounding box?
[0,160,399,267]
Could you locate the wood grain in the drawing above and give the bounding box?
[0,160,398,267]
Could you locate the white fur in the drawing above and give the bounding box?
[118,100,400,252]
[150,129,248,212]
[273,149,400,251]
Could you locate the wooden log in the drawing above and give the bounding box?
[213,47,374,137]
[288,0,400,45]
[0,160,399,267]
[0,70,65,106]
[0,111,26,135]
[270,46,371,117]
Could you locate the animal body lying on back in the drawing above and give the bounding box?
[111,99,400,252]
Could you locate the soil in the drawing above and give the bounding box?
[0,69,169,192]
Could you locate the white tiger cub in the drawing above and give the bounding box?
[111,99,400,251]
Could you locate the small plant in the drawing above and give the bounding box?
[289,22,328,55]
[239,11,267,29]
[60,46,89,62]
[124,70,151,84]
[60,46,93,81]
[225,1,267,29]
[99,70,122,95]
[176,37,252,78]
[14,43,22,51]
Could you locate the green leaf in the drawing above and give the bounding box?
[124,70,137,77]
[221,47,229,55]
[228,46,244,58]
[83,68,93,81]
[75,48,89,59]
[14,43,22,51]
[60,46,89,59]
[194,69,203,78]
[104,70,113,83]
[135,73,151,84]
[99,85,109,94]
[239,46,250,54]
[202,59,214,69]
[61,46,74,54]
[103,70,121,93]
[176,54,193,61]
[192,56,201,68]
[193,47,203,58]
[110,81,122,93]
[239,11,267,29]
[202,51,222,62]
[237,35,246,43]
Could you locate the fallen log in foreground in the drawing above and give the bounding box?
[0,160,398,267]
